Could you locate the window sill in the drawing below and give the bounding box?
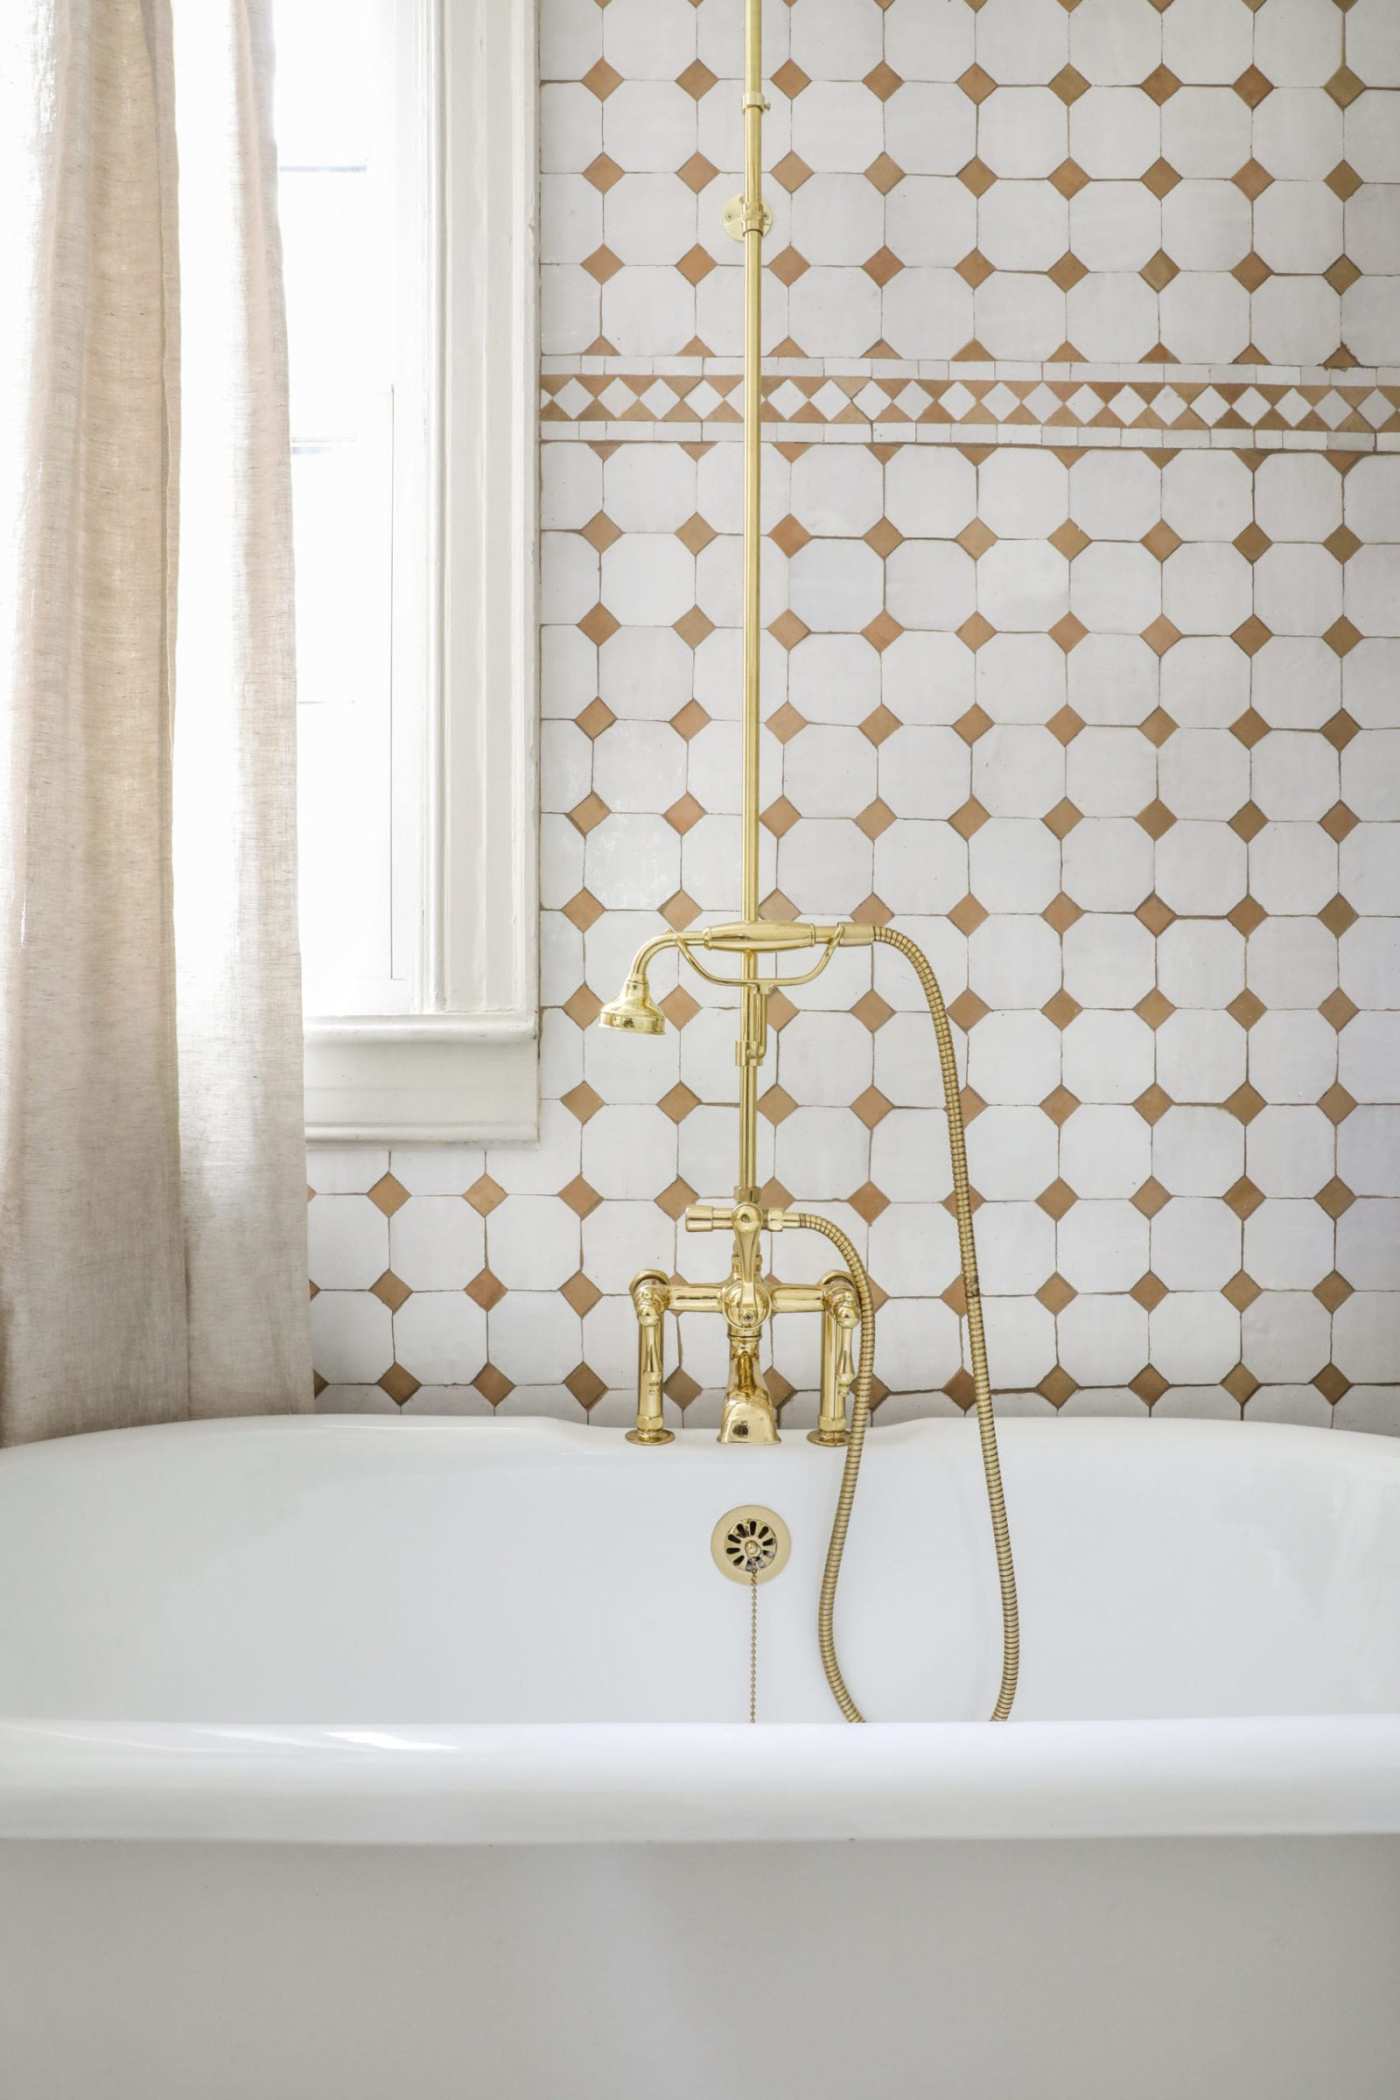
[304,1015,538,1143]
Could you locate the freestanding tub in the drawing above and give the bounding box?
[1,1414,1398,2099]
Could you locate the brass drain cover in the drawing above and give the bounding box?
[711,1505,791,1585]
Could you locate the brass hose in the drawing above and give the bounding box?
[810,927,1021,1725]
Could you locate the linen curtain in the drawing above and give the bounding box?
[0,0,311,1441]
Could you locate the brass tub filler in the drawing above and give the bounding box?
[598,0,1019,1726]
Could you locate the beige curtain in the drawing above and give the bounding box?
[0,0,311,1442]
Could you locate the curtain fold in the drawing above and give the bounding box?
[0,0,311,1442]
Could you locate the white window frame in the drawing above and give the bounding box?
[302,0,539,1143]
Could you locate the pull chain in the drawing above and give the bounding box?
[748,1573,758,1724]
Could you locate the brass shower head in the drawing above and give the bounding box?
[598,971,665,1035]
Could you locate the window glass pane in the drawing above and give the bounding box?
[272,0,373,169]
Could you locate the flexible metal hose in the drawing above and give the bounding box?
[810,926,1021,1724]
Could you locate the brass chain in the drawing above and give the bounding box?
[748,1572,758,1724]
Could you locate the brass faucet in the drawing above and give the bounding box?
[601,921,871,1444]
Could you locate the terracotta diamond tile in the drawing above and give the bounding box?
[656,1177,699,1222]
[1139,706,1178,747]
[858,702,901,746]
[1049,613,1089,654]
[1227,988,1266,1031]
[1223,1362,1260,1404]
[1225,1177,1265,1222]
[1133,1083,1173,1126]
[771,59,810,99]
[1230,618,1272,660]
[1135,799,1176,839]
[948,987,990,1032]
[1228,895,1266,937]
[473,1364,512,1405]
[1050,158,1091,199]
[1037,1272,1078,1314]
[759,1084,797,1126]
[959,1085,987,1126]
[1324,66,1364,109]
[1222,1269,1263,1312]
[1048,251,1089,292]
[1318,892,1358,937]
[1136,521,1181,565]
[1233,251,1273,292]
[1230,800,1268,842]
[1231,159,1273,202]
[1130,1272,1168,1311]
[1131,1366,1170,1404]
[1313,1364,1351,1404]
[368,1172,410,1217]
[865,516,904,558]
[1323,617,1362,658]
[1318,1176,1360,1226]
[1142,157,1182,198]
[664,792,706,836]
[563,888,605,937]
[1323,525,1361,566]
[561,1271,602,1319]
[1232,522,1272,565]
[583,153,624,194]
[950,796,990,838]
[664,1365,701,1408]
[1318,1083,1356,1126]
[852,1086,893,1129]
[558,1175,603,1220]
[958,156,997,197]
[1132,1177,1171,1217]
[1050,65,1092,104]
[1039,1367,1078,1408]
[674,605,715,648]
[864,61,903,101]
[465,1172,506,1217]
[1325,161,1362,201]
[1224,1083,1266,1125]
[670,699,710,741]
[660,984,701,1030]
[676,512,717,556]
[1140,249,1179,292]
[768,700,810,744]
[957,518,998,559]
[852,989,895,1033]
[1037,1178,1078,1221]
[370,1269,412,1313]
[942,1275,968,1318]
[1232,66,1274,108]
[945,1368,976,1410]
[581,244,623,285]
[564,1363,608,1411]
[1322,709,1360,752]
[379,1363,421,1406]
[658,1081,701,1126]
[1136,986,1176,1029]
[957,611,997,652]
[769,244,810,287]
[851,892,894,927]
[580,59,622,101]
[1041,1086,1081,1128]
[1319,987,1359,1032]
[857,798,897,840]
[864,152,906,195]
[676,58,718,100]
[660,889,703,931]
[761,795,800,839]
[1324,255,1362,295]
[954,701,994,744]
[1141,65,1181,104]
[1043,890,1084,933]
[862,611,904,654]
[1314,1270,1353,1313]
[849,1181,890,1225]
[561,984,603,1029]
[568,790,610,836]
[465,1267,507,1312]
[1141,615,1182,657]
[957,64,998,104]
[575,696,616,739]
[770,609,812,651]
[1049,518,1091,561]
[1044,798,1084,839]
[948,893,989,936]
[677,151,719,194]
[561,1080,604,1124]
[578,603,620,646]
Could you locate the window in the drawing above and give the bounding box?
[273,0,538,1142]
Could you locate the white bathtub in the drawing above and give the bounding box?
[1,1415,1397,2099]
